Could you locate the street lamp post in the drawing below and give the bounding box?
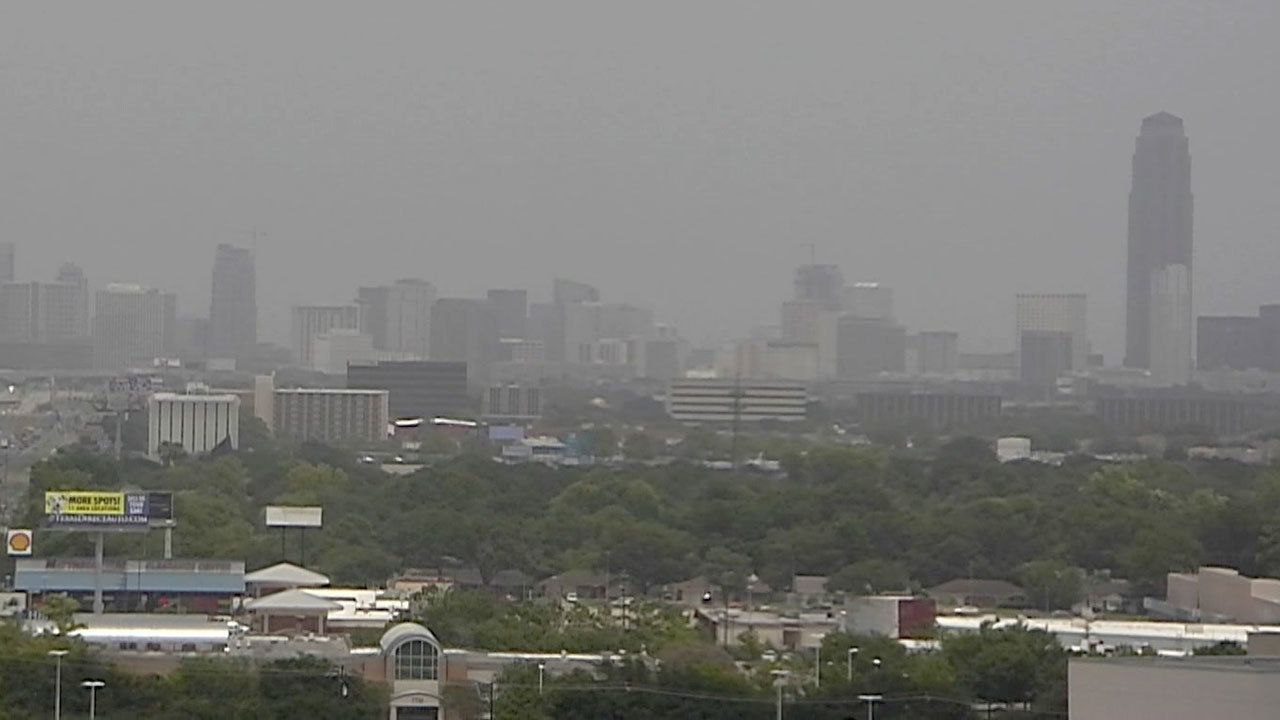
[48,650,68,720]
[770,669,790,720]
[857,694,883,720]
[81,680,105,720]
[847,647,858,683]
[538,662,545,695]
[811,633,826,688]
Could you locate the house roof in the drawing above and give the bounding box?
[926,578,1026,598]
[246,588,342,612]
[539,569,607,587]
[793,575,829,595]
[245,563,330,588]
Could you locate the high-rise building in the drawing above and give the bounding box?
[311,328,376,375]
[357,279,435,356]
[836,315,907,379]
[1259,305,1280,373]
[552,278,599,305]
[794,264,844,311]
[291,305,360,367]
[1018,330,1073,390]
[1197,316,1261,371]
[482,384,543,421]
[0,243,13,283]
[487,289,528,339]
[92,284,176,370]
[1126,112,1193,369]
[1016,293,1088,373]
[916,331,960,375]
[430,298,499,387]
[208,244,257,358]
[0,263,89,342]
[346,360,469,420]
[1149,264,1193,386]
[843,282,894,321]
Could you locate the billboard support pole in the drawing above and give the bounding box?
[163,526,172,559]
[92,531,104,615]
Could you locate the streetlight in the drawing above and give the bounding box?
[811,633,826,688]
[770,669,790,720]
[538,662,545,695]
[81,680,105,720]
[847,647,859,683]
[48,650,68,720]
[857,693,883,720]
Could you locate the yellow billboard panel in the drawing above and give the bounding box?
[45,491,125,516]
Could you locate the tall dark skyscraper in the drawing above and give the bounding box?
[209,244,257,358]
[1125,112,1193,369]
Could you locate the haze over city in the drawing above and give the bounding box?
[3,1,1280,357]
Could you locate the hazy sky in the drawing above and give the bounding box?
[3,1,1278,358]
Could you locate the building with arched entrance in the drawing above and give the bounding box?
[375,623,444,719]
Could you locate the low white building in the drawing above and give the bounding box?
[147,393,240,459]
[1070,656,1280,720]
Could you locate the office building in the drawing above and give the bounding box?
[291,305,360,367]
[634,338,683,381]
[482,384,543,421]
[1197,316,1261,371]
[552,277,599,305]
[0,263,89,343]
[916,331,959,374]
[1016,293,1088,374]
[856,391,1002,428]
[347,360,469,420]
[253,375,275,430]
[273,388,389,445]
[208,244,257,358]
[430,298,499,387]
[1070,656,1280,720]
[1095,392,1253,436]
[666,379,807,423]
[780,301,838,377]
[1149,264,1193,386]
[836,315,907,379]
[793,264,844,311]
[1126,112,1193,369]
[92,284,176,370]
[311,329,376,375]
[147,393,240,459]
[1018,331,1073,390]
[1259,305,1280,372]
[497,338,546,363]
[843,282,893,320]
[487,289,528,339]
[0,242,12,283]
[357,279,435,357]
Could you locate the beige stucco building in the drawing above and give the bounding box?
[1070,656,1280,719]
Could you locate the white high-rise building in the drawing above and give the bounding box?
[357,279,435,357]
[1015,294,1088,372]
[1149,264,1193,386]
[291,305,360,367]
[843,282,894,321]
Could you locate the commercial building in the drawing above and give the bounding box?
[208,244,257,359]
[856,391,1002,428]
[14,558,245,613]
[843,282,893,320]
[482,384,543,421]
[780,301,838,377]
[1016,293,1087,375]
[273,388,390,445]
[92,284,177,370]
[1094,392,1253,436]
[1126,112,1194,370]
[843,596,937,639]
[666,379,807,423]
[1149,264,1193,386]
[1070,656,1280,720]
[793,264,844,311]
[915,331,959,374]
[147,393,240,459]
[1163,567,1280,625]
[0,263,90,344]
[1198,316,1262,370]
[291,305,360,367]
[429,298,499,388]
[487,288,528,339]
[357,279,435,357]
[1018,330,1073,390]
[347,360,469,420]
[311,328,376,375]
[836,315,907,378]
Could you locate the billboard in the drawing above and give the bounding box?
[6,529,33,556]
[44,491,174,528]
[264,506,323,528]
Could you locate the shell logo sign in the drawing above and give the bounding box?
[6,529,33,556]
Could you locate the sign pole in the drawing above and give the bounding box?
[164,526,172,559]
[93,531,104,614]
